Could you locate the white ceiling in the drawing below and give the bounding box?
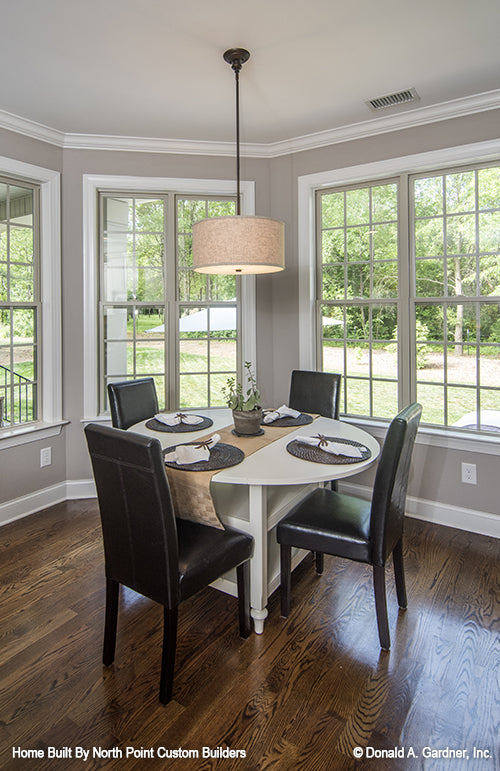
[1,0,500,146]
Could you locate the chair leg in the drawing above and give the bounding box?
[280,544,292,618]
[237,561,251,638]
[159,607,178,705]
[314,551,324,574]
[392,537,407,609]
[373,565,390,650]
[103,578,119,666]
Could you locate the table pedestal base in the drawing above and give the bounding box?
[250,607,268,635]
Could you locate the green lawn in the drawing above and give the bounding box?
[129,312,163,335]
[324,343,500,425]
[5,343,499,428]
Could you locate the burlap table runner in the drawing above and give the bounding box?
[165,421,309,529]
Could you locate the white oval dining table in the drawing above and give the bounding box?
[130,408,380,633]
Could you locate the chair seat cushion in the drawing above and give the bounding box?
[177,519,254,601]
[277,487,372,563]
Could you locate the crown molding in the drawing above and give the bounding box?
[0,108,65,147]
[63,132,239,156]
[1,89,499,158]
[267,89,500,157]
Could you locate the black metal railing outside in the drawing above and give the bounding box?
[0,364,36,426]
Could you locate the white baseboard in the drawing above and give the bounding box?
[339,481,500,539]
[66,479,96,500]
[1,478,498,539]
[0,479,96,527]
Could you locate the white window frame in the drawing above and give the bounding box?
[0,156,62,449]
[83,175,257,420]
[298,139,500,454]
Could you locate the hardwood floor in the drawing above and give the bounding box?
[0,500,498,770]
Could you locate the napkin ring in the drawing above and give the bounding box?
[195,439,213,451]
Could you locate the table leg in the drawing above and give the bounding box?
[248,484,268,634]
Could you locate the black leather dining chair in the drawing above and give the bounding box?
[277,402,422,650]
[85,423,254,704]
[107,377,159,430]
[289,370,342,499]
[288,369,341,420]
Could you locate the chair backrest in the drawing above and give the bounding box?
[289,370,341,419]
[107,378,159,430]
[369,403,422,566]
[85,423,179,607]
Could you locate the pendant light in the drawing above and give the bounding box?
[192,48,285,275]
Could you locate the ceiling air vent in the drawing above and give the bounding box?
[366,88,420,112]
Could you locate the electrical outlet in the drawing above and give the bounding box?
[40,447,52,468]
[461,462,477,485]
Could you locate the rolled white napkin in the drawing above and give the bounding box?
[154,411,204,426]
[297,434,365,459]
[263,404,301,424]
[164,434,220,465]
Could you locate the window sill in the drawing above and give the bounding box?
[0,420,69,450]
[80,415,112,426]
[80,407,230,426]
[343,416,500,456]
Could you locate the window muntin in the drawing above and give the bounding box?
[317,180,399,419]
[411,165,500,430]
[99,192,237,413]
[0,178,39,428]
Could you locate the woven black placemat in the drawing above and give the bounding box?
[146,415,213,433]
[163,442,244,471]
[261,411,313,427]
[286,436,371,465]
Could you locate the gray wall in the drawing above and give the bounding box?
[0,110,499,528]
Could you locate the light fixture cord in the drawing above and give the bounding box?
[229,56,243,216]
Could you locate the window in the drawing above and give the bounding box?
[314,160,500,434]
[411,166,500,429]
[0,157,61,446]
[317,180,399,419]
[0,177,39,427]
[99,191,238,413]
[84,175,255,421]
[177,197,238,409]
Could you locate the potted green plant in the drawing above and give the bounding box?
[223,361,263,435]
